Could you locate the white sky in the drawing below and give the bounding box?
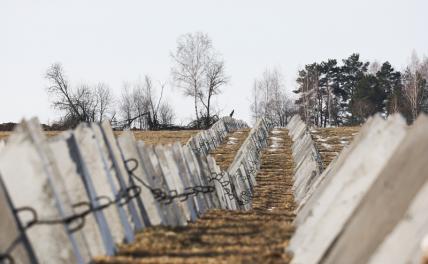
[1,0,427,125]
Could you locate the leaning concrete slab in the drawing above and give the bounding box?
[368,179,428,264]
[72,124,124,248]
[99,122,144,232]
[321,115,428,264]
[154,145,193,225]
[117,131,163,226]
[24,120,93,262]
[289,114,408,264]
[140,143,186,227]
[47,131,106,258]
[0,175,38,264]
[0,131,79,263]
[172,143,207,216]
[293,115,377,225]
[90,124,135,243]
[159,145,198,222]
[182,145,213,211]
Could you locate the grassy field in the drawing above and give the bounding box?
[0,130,200,145]
[310,126,360,167]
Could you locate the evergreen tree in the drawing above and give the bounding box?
[375,62,402,116]
[352,74,385,123]
[319,59,340,126]
[338,53,369,124]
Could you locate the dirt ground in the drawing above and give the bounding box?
[0,131,199,145]
[94,128,296,264]
[310,127,359,167]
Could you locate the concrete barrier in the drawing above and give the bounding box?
[0,116,267,263]
[286,115,322,205]
[321,115,428,264]
[289,114,408,264]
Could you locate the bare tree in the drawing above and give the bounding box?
[171,32,227,128]
[199,59,229,127]
[95,82,114,122]
[251,68,295,126]
[46,63,82,125]
[46,63,115,128]
[118,76,175,129]
[158,102,175,125]
[402,53,428,122]
[119,83,135,128]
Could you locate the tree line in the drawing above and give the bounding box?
[45,32,228,130]
[293,52,428,127]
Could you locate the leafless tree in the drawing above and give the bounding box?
[118,76,175,129]
[199,59,229,127]
[95,82,114,122]
[46,63,115,128]
[119,83,135,128]
[158,102,175,125]
[46,63,82,125]
[251,68,295,126]
[402,53,428,122]
[171,32,227,128]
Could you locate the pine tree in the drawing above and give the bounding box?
[375,62,402,116]
[338,53,369,125]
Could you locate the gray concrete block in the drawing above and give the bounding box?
[289,114,408,264]
[321,115,428,264]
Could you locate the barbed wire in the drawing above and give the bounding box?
[0,124,264,263]
[124,158,215,205]
[0,184,141,264]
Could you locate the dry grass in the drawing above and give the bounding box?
[0,132,10,140]
[94,129,296,264]
[310,127,360,167]
[0,130,199,145]
[209,128,251,171]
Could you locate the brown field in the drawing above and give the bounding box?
[310,126,360,167]
[0,130,200,145]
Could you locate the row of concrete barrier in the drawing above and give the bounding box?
[286,114,428,264]
[226,118,272,210]
[186,116,248,156]
[0,116,267,264]
[286,116,323,205]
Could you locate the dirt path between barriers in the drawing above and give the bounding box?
[95,128,296,264]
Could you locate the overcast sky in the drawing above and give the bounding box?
[1,0,427,125]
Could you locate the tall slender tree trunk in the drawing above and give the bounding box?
[194,81,199,127]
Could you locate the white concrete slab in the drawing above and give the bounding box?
[368,180,428,264]
[117,131,163,226]
[0,132,79,263]
[289,114,408,264]
[322,115,428,264]
[140,143,186,227]
[99,122,145,232]
[72,124,124,247]
[159,145,198,222]
[47,131,106,258]
[0,175,38,264]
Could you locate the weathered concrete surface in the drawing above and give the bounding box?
[286,115,322,205]
[117,131,163,227]
[289,114,408,264]
[94,128,296,264]
[321,115,428,264]
[368,179,428,264]
[100,122,145,233]
[0,130,79,263]
[0,176,37,264]
[48,131,106,258]
[139,143,187,227]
